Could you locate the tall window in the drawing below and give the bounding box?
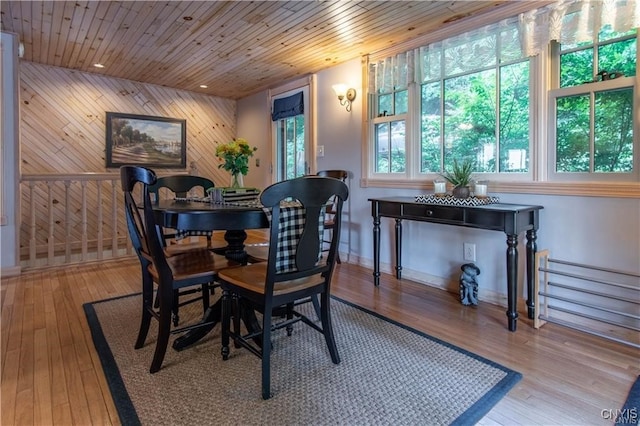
[419,22,531,176]
[370,19,533,179]
[549,24,636,180]
[371,53,410,175]
[275,115,305,180]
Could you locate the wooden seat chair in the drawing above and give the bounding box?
[218,175,349,399]
[149,175,216,251]
[316,169,348,264]
[149,175,221,325]
[120,166,238,373]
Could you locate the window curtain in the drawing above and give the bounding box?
[520,0,640,57]
[416,18,522,83]
[271,91,303,121]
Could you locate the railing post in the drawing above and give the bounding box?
[64,180,71,263]
[28,181,36,267]
[97,181,103,260]
[111,179,119,255]
[81,180,88,260]
[47,181,54,265]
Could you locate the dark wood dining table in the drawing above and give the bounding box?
[153,198,269,261]
[152,198,269,350]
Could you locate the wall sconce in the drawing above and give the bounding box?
[332,84,356,112]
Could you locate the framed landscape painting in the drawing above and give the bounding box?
[105,112,186,168]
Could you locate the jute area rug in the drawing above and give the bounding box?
[84,293,522,426]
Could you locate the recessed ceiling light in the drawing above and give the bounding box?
[200,85,208,88]
[93,63,104,68]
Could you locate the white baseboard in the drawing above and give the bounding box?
[346,254,510,309]
[1,265,22,277]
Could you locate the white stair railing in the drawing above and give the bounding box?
[20,173,133,269]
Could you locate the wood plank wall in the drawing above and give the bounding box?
[19,62,239,259]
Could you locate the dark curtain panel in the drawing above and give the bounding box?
[271,92,304,121]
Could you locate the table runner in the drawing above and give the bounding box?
[415,194,500,206]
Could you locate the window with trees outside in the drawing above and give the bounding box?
[367,3,638,189]
[419,22,531,176]
[550,24,636,181]
[275,114,306,180]
[271,88,309,181]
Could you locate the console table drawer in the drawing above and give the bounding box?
[379,203,402,216]
[402,204,463,221]
[466,210,504,230]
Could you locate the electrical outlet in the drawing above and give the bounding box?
[463,243,476,262]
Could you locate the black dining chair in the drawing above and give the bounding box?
[149,175,216,251]
[149,174,220,326]
[120,165,238,373]
[317,170,348,264]
[218,175,348,399]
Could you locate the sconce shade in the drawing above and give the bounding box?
[332,84,347,99]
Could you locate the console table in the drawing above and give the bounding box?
[369,197,543,331]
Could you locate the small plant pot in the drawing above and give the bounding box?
[452,185,470,199]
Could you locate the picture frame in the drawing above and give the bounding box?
[105,112,186,168]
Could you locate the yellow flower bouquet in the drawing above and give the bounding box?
[215,138,257,187]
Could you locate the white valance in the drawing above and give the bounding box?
[416,18,522,83]
[520,0,640,56]
[369,51,414,94]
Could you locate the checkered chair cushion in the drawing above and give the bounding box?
[263,202,325,273]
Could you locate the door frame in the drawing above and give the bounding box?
[268,75,317,184]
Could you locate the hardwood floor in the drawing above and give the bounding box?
[2,256,638,425]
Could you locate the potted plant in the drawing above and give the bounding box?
[439,159,474,198]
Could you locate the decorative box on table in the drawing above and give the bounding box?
[414,194,500,206]
[220,187,260,202]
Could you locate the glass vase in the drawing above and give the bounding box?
[230,172,244,188]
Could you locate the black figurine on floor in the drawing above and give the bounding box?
[460,263,480,306]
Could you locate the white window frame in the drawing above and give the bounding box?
[370,106,410,180]
[548,76,638,182]
[367,27,537,184]
[415,58,537,184]
[546,28,639,183]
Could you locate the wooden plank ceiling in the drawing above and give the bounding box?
[1,1,509,100]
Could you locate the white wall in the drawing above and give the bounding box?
[238,57,640,307]
[314,61,364,268]
[1,32,20,276]
[237,91,270,189]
